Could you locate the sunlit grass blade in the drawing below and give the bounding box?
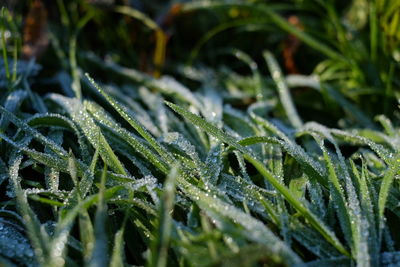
[166,101,349,256]
[85,73,175,165]
[238,136,327,187]
[263,51,302,129]
[177,178,303,265]
[85,101,169,174]
[165,102,249,154]
[49,94,127,175]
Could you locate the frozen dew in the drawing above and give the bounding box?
[201,144,223,185]
[0,221,37,266]
[162,132,200,162]
[154,76,202,108]
[200,89,223,127]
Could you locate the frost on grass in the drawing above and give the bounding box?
[1,41,400,267]
[0,221,37,266]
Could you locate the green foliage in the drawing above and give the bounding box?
[0,0,400,266]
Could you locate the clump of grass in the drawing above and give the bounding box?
[1,1,400,266]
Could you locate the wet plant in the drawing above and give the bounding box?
[0,1,400,266]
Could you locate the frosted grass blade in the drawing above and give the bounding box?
[110,228,125,267]
[85,74,175,165]
[165,102,249,154]
[166,101,348,256]
[0,105,67,158]
[86,101,169,174]
[378,153,400,234]
[263,51,302,129]
[88,165,109,267]
[177,178,303,265]
[238,136,327,187]
[149,165,178,267]
[9,155,50,266]
[0,90,27,132]
[49,94,127,175]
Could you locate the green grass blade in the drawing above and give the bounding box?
[0,105,68,158]
[110,228,125,267]
[0,8,10,82]
[258,5,345,61]
[244,154,349,257]
[378,153,400,231]
[263,51,303,129]
[0,132,70,173]
[178,178,303,265]
[9,155,50,265]
[165,102,249,154]
[0,90,27,132]
[85,101,169,174]
[149,165,179,267]
[88,165,109,267]
[85,73,175,165]
[49,94,127,175]
[166,101,349,256]
[238,136,327,187]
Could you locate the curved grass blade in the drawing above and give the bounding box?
[85,101,169,174]
[166,101,349,256]
[239,136,327,187]
[177,177,303,265]
[183,2,345,61]
[26,113,91,161]
[9,154,50,266]
[88,165,109,267]
[110,227,126,267]
[0,105,67,158]
[0,132,70,173]
[330,129,393,164]
[49,94,127,175]
[0,90,27,133]
[263,51,302,129]
[149,165,178,267]
[165,102,249,154]
[244,154,349,257]
[85,73,175,166]
[378,153,400,235]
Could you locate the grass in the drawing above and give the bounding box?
[0,0,400,266]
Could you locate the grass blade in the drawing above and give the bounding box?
[149,165,179,267]
[49,94,127,175]
[166,101,349,256]
[88,165,109,267]
[178,178,303,265]
[85,73,175,165]
[263,51,302,129]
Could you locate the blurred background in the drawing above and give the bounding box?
[1,0,400,122]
